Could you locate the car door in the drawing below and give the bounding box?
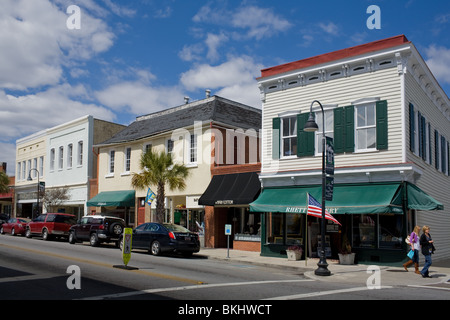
[31,215,46,234]
[131,223,148,249]
[77,217,91,240]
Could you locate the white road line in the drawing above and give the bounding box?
[0,274,55,283]
[80,279,314,300]
[408,284,450,291]
[264,286,394,300]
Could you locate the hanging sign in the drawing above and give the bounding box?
[325,136,334,175]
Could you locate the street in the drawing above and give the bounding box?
[1,234,449,308]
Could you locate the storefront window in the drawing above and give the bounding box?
[265,212,284,244]
[265,212,303,245]
[379,214,403,249]
[352,214,376,248]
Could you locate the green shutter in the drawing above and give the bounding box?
[334,107,344,153]
[297,113,315,157]
[376,100,388,150]
[409,103,415,153]
[272,118,280,160]
[435,130,439,170]
[344,106,355,153]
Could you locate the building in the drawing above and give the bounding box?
[15,116,125,219]
[0,162,14,217]
[92,95,262,248]
[252,35,449,264]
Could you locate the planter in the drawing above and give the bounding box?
[286,250,302,261]
[338,253,355,265]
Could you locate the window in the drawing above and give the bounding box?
[67,144,73,168]
[33,158,37,178]
[315,110,334,155]
[50,149,55,171]
[167,139,174,156]
[17,162,21,181]
[281,116,297,157]
[109,150,115,174]
[356,103,376,151]
[39,156,44,177]
[58,146,64,169]
[22,161,26,180]
[190,134,197,163]
[144,143,152,155]
[125,147,131,172]
[77,141,83,166]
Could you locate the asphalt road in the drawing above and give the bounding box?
[0,233,449,312]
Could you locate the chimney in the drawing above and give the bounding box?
[184,96,190,104]
[205,89,211,98]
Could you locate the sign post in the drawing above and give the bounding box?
[225,224,232,259]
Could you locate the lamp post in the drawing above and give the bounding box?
[27,169,40,218]
[304,100,331,276]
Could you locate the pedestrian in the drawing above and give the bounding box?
[419,225,435,278]
[403,225,421,274]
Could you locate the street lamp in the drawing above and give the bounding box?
[304,100,331,276]
[27,168,40,218]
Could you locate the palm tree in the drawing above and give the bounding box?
[0,171,10,194]
[131,149,190,223]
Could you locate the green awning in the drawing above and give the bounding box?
[250,183,404,214]
[250,182,444,214]
[87,190,135,207]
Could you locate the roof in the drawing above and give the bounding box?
[97,96,261,146]
[259,35,410,79]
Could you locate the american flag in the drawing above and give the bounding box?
[307,193,341,225]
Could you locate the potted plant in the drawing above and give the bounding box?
[338,235,355,265]
[286,245,303,261]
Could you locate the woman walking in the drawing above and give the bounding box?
[419,225,435,278]
[403,225,421,274]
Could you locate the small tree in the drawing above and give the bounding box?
[42,187,70,213]
[131,150,190,223]
[0,171,10,194]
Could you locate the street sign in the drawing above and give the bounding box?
[122,228,132,266]
[325,136,334,175]
[225,224,232,236]
[326,176,334,201]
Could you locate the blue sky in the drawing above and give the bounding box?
[1,0,450,175]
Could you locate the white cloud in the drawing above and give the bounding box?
[0,0,114,90]
[205,32,229,61]
[318,22,339,36]
[179,55,262,108]
[425,45,450,84]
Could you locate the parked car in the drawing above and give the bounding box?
[26,213,77,240]
[68,215,125,247]
[119,223,200,257]
[1,218,31,236]
[0,213,10,227]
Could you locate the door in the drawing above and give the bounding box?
[31,215,46,234]
[77,217,91,240]
[131,223,149,249]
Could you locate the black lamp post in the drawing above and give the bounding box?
[27,169,40,218]
[304,100,331,276]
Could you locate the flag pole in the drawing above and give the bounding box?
[305,194,308,266]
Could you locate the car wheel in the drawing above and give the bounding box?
[68,232,76,244]
[151,241,161,256]
[110,223,123,236]
[42,228,50,241]
[25,228,32,238]
[90,233,99,247]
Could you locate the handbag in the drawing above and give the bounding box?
[407,249,415,259]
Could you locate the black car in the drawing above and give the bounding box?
[69,215,125,247]
[120,223,200,257]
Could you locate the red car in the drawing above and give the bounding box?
[1,218,31,236]
[26,213,77,240]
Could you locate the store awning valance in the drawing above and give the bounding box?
[250,182,443,214]
[87,190,135,207]
[198,172,261,206]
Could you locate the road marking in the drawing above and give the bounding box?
[0,243,201,285]
[264,285,394,300]
[80,279,314,300]
[408,284,450,291]
[0,274,56,283]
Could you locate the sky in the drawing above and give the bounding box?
[1,0,450,176]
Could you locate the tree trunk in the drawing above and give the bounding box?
[156,182,165,223]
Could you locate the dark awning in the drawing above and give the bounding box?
[250,182,443,214]
[199,172,261,206]
[87,190,135,207]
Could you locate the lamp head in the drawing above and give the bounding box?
[304,113,318,132]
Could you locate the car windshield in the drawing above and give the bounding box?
[163,224,191,233]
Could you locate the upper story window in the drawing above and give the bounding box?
[281,116,297,157]
[109,150,115,174]
[124,147,131,172]
[190,134,197,163]
[315,109,334,155]
[67,144,73,168]
[50,148,55,171]
[77,141,83,166]
[58,147,64,170]
[167,139,174,156]
[355,103,377,151]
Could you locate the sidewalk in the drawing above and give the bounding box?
[198,248,450,288]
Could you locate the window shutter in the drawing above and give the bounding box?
[272,118,280,160]
[297,113,314,157]
[376,100,388,150]
[344,106,355,153]
[435,130,439,170]
[428,123,432,164]
[333,107,344,153]
[409,103,415,153]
